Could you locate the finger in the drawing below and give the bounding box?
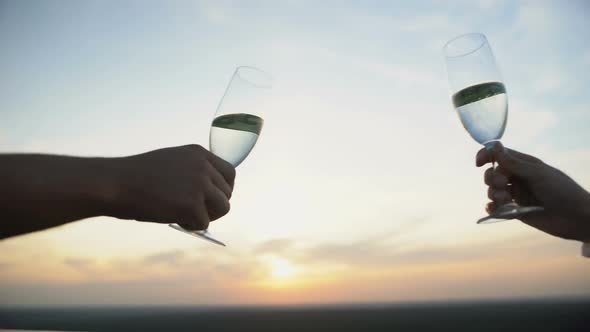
[205,186,231,221]
[207,163,232,199]
[206,152,236,188]
[484,167,494,185]
[476,147,492,167]
[488,187,512,204]
[493,171,509,188]
[486,201,496,214]
[181,198,210,231]
[492,143,542,178]
[484,167,508,188]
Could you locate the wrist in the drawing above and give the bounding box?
[580,192,590,242]
[90,157,127,218]
[578,194,590,243]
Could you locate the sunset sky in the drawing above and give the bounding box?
[1,0,589,306]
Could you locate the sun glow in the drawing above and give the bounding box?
[270,258,295,279]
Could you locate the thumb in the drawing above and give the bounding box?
[493,143,541,179]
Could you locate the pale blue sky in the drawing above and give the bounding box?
[1,0,589,151]
[1,0,589,306]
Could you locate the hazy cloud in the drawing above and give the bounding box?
[266,232,575,269]
[253,217,430,266]
[143,250,186,267]
[0,261,14,268]
[1,231,586,307]
[583,49,590,66]
[254,238,295,255]
[64,258,95,273]
[507,99,558,145]
[398,14,451,32]
[515,1,560,33]
[526,67,568,95]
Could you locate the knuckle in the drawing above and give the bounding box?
[187,210,208,230]
[193,176,206,190]
[198,218,209,230]
[176,198,201,223]
[183,144,202,153]
[494,175,507,187]
[492,190,503,200]
[486,202,495,214]
[188,144,205,151]
[497,190,511,202]
[192,157,209,175]
[186,144,208,160]
[204,178,216,192]
[210,199,230,221]
[228,166,236,182]
[484,169,493,184]
[205,161,217,175]
[221,199,230,215]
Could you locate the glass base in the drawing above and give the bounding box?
[477,202,544,224]
[168,224,226,246]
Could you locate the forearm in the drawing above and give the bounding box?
[0,154,119,239]
[578,195,590,243]
[577,194,590,257]
[569,182,590,243]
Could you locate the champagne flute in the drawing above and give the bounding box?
[443,33,543,224]
[170,66,273,245]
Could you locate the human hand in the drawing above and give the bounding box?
[108,145,236,230]
[476,142,590,242]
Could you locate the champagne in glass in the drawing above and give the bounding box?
[452,81,507,147]
[210,113,264,167]
[170,66,273,245]
[443,33,543,224]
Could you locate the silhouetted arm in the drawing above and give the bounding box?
[0,154,117,238]
[0,145,235,239]
[476,142,590,256]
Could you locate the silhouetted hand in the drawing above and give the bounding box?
[111,145,236,231]
[476,142,590,242]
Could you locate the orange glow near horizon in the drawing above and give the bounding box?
[3,231,589,307]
